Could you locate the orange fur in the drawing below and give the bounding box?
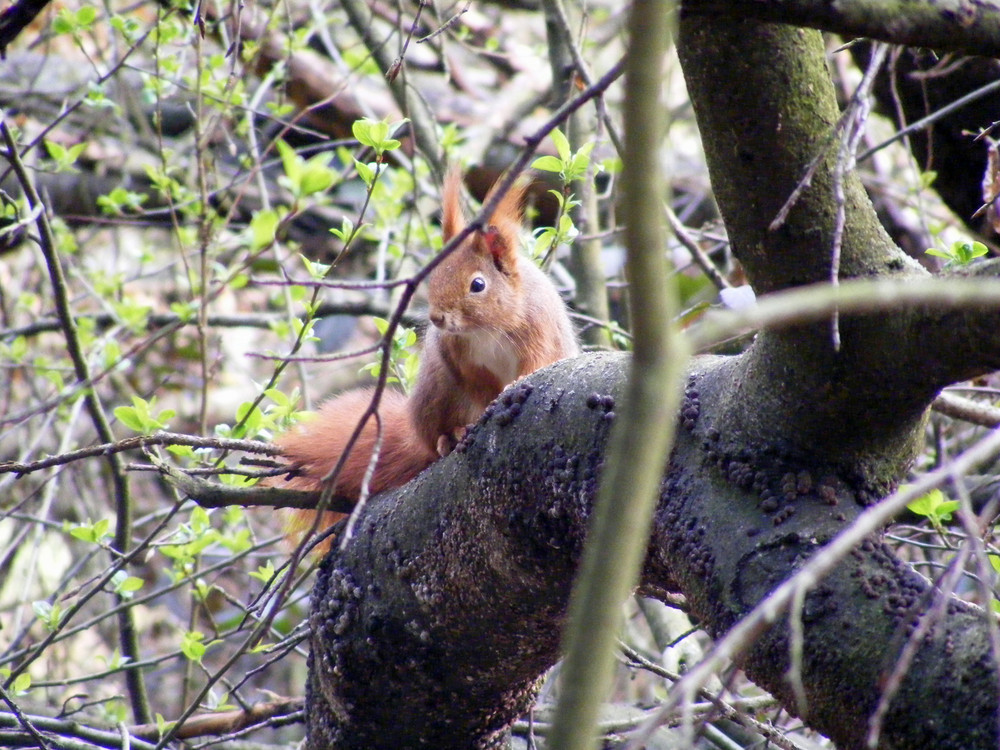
[272,170,579,546]
[411,169,580,451]
[275,389,436,543]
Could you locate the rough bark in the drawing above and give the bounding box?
[304,14,1000,750]
[306,357,616,749]
[685,0,1000,57]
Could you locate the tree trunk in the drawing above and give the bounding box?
[304,16,1000,750]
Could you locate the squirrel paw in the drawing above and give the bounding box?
[436,426,469,457]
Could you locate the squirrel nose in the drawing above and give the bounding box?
[430,311,445,328]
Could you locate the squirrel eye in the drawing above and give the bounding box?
[469,276,487,293]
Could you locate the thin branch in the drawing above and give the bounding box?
[548,3,684,747]
[0,117,151,724]
[0,709,158,750]
[934,391,1000,428]
[0,684,53,750]
[690,276,1000,351]
[131,696,303,741]
[0,432,279,477]
[665,205,731,291]
[859,76,1000,163]
[149,455,355,514]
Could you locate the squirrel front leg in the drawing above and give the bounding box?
[408,329,482,456]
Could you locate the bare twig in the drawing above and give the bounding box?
[0,431,279,477]
[0,117,151,723]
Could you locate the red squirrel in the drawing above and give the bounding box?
[273,170,579,534]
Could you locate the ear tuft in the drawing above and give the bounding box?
[442,168,465,241]
[480,173,527,269]
[484,174,527,236]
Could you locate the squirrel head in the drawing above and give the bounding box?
[427,170,528,333]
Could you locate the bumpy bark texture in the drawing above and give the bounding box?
[305,355,620,749]
[304,15,1000,750]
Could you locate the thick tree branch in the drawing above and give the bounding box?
[686,0,1000,57]
[297,10,1000,750]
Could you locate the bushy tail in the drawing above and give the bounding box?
[272,388,437,546]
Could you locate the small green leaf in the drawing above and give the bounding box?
[11,672,31,695]
[249,209,280,251]
[532,155,564,173]
[181,630,208,662]
[111,570,145,599]
[32,600,62,632]
[330,217,355,242]
[299,152,337,196]
[190,505,211,533]
[250,560,277,583]
[906,488,945,517]
[352,117,405,157]
[76,6,98,25]
[300,253,331,280]
[550,128,571,162]
[355,159,375,187]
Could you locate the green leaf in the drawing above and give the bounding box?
[111,571,145,598]
[249,209,280,251]
[550,128,571,162]
[10,335,27,362]
[275,140,301,193]
[250,560,277,583]
[934,500,959,522]
[76,6,98,25]
[352,117,405,157]
[906,488,945,517]
[190,505,211,533]
[330,217,355,242]
[32,600,62,632]
[69,517,113,544]
[232,400,263,439]
[905,487,957,522]
[115,395,170,433]
[52,12,74,33]
[181,630,207,662]
[155,714,176,738]
[355,159,375,187]
[532,155,564,174]
[300,253,331,280]
[11,672,31,695]
[300,152,337,196]
[218,528,252,552]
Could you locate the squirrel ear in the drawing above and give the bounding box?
[442,168,466,241]
[481,225,516,273]
[480,173,527,271]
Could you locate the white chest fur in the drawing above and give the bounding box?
[463,330,520,384]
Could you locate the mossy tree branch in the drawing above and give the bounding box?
[685,0,1000,57]
[295,9,1000,750]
